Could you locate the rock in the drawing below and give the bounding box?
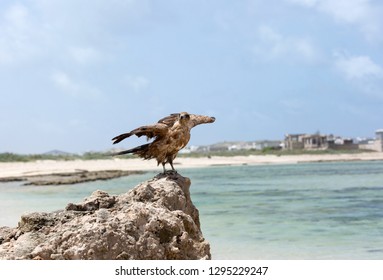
[0,170,144,186]
[0,227,17,244]
[0,169,144,186]
[0,172,211,260]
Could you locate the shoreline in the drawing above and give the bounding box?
[1,152,383,181]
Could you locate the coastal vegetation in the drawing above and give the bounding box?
[0,152,115,162]
[0,148,375,162]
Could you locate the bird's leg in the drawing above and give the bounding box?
[162,163,167,173]
[169,159,177,173]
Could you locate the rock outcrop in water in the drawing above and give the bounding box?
[0,170,144,186]
[0,172,211,260]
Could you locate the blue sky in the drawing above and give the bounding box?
[1,0,383,154]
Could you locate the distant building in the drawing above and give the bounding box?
[187,140,282,153]
[228,145,239,151]
[253,140,282,150]
[301,134,327,150]
[285,133,328,150]
[327,138,358,150]
[377,129,383,152]
[359,129,383,152]
[284,134,305,150]
[376,129,383,140]
[209,142,236,152]
[284,133,358,151]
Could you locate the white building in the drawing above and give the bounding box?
[358,129,383,152]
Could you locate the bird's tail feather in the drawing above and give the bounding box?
[114,144,150,156]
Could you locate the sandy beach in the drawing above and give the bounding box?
[1,152,383,179]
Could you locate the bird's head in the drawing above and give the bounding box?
[179,112,191,123]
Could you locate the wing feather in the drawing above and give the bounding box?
[157,113,179,127]
[112,123,168,144]
[112,113,215,145]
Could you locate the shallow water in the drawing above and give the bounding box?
[1,161,383,259]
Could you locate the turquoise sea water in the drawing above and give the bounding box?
[1,160,383,259]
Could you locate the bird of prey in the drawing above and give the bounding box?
[112,112,215,173]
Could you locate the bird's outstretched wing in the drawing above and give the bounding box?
[157,113,179,127]
[112,123,168,144]
[189,114,216,129]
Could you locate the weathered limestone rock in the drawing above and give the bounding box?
[0,172,211,260]
[0,170,144,186]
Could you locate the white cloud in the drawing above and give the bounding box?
[334,52,383,99]
[123,75,150,93]
[287,0,373,22]
[52,71,79,92]
[287,0,383,41]
[257,25,282,42]
[51,71,102,98]
[334,53,383,80]
[68,46,102,64]
[253,25,320,63]
[287,0,318,7]
[0,1,150,66]
[4,3,29,27]
[320,0,371,23]
[0,3,38,64]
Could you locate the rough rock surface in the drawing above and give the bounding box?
[0,170,144,185]
[0,172,211,260]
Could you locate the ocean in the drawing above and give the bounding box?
[1,160,383,259]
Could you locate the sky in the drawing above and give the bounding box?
[1,0,383,154]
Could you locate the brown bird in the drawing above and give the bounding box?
[112,112,215,172]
